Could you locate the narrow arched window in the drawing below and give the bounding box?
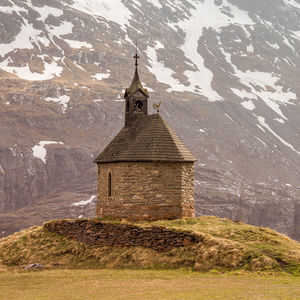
[108,172,112,197]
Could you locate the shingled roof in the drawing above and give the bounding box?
[94,113,196,163]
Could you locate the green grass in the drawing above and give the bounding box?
[1,269,300,299]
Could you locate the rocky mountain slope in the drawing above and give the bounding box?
[0,0,300,240]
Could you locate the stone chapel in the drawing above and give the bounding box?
[93,51,196,221]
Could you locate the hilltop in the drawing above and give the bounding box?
[1,0,300,242]
[1,216,300,274]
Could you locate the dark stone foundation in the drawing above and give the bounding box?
[44,219,201,252]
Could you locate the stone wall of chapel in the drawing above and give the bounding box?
[180,163,196,217]
[95,161,195,221]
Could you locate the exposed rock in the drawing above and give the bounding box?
[23,263,44,269]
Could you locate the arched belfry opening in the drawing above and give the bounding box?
[124,46,149,126]
[135,100,143,111]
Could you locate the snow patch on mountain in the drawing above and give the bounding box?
[266,41,280,50]
[92,73,110,80]
[223,44,296,119]
[0,2,72,57]
[64,39,93,49]
[146,46,183,93]
[32,141,64,163]
[72,195,96,206]
[255,136,268,147]
[150,0,162,9]
[146,33,220,99]
[283,0,300,10]
[46,21,74,39]
[257,116,300,155]
[74,61,86,72]
[0,56,63,80]
[170,0,254,100]
[0,20,42,57]
[69,0,132,29]
[33,3,64,22]
[240,99,255,111]
[45,95,70,113]
[235,70,296,119]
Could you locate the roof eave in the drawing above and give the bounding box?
[94,159,197,164]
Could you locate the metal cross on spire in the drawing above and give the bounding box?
[133,41,139,67]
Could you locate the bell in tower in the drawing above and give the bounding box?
[124,46,149,126]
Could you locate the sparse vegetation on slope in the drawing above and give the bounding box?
[0,216,300,274]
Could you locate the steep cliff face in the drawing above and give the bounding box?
[0,0,300,240]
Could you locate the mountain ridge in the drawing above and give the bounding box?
[0,0,300,240]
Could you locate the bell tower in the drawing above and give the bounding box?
[124,46,149,126]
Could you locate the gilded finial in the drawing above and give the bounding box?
[133,41,139,67]
[153,102,162,113]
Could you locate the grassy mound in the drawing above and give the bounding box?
[1,216,300,274]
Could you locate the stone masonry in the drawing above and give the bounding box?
[96,161,195,221]
[44,219,200,252]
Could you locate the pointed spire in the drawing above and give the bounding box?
[124,43,149,98]
[133,41,139,67]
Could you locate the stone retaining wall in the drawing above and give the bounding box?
[44,220,200,252]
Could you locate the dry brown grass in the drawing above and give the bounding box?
[1,216,300,274]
